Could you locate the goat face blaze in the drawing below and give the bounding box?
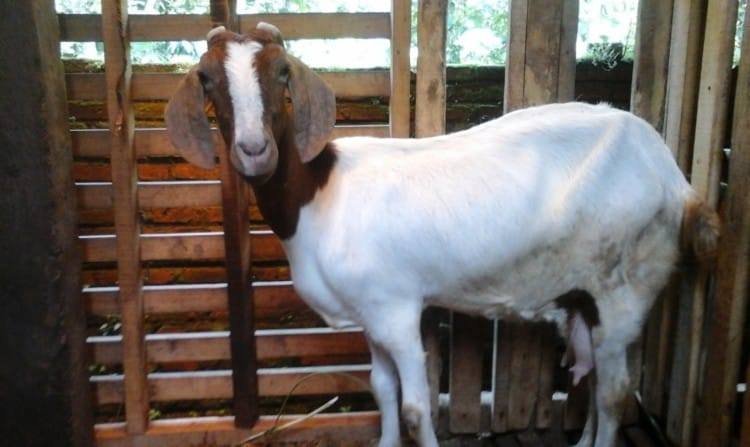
[224,40,279,180]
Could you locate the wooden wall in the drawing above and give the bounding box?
[55,0,749,445]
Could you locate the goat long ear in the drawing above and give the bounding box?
[287,55,336,163]
[165,66,216,169]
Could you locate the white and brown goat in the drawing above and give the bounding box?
[165,23,720,447]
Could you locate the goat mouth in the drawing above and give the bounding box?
[230,143,278,182]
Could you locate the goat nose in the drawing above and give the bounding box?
[237,140,267,156]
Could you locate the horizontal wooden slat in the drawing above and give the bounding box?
[83,281,302,316]
[59,13,390,42]
[78,181,222,209]
[80,230,284,263]
[66,70,390,101]
[71,126,390,159]
[88,327,368,365]
[91,365,372,404]
[94,412,380,447]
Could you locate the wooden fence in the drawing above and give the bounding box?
[58,0,749,446]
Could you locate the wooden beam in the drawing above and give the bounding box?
[505,0,578,112]
[209,0,259,427]
[101,0,150,437]
[415,0,447,138]
[498,0,578,433]
[88,328,369,365]
[448,314,485,433]
[58,12,391,42]
[663,0,707,172]
[667,2,738,445]
[630,0,674,130]
[389,0,412,137]
[94,412,380,447]
[92,365,372,404]
[695,4,750,446]
[0,2,93,445]
[629,0,675,424]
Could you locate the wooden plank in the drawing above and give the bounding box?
[663,0,707,171]
[647,0,706,420]
[83,281,308,318]
[505,0,577,112]
[628,0,674,427]
[504,0,529,113]
[94,412,380,447]
[448,313,485,433]
[695,5,750,445]
[492,320,513,432]
[0,2,94,445]
[667,2,737,445]
[630,0,674,130]
[71,125,390,159]
[101,0,150,435]
[66,70,390,102]
[77,181,222,209]
[210,0,260,425]
[89,328,368,365]
[91,365,372,404]
[389,0,412,137]
[507,323,542,430]
[415,0,447,138]
[690,0,737,207]
[534,323,557,429]
[80,231,285,263]
[59,12,391,41]
[238,12,391,40]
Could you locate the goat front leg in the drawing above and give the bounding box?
[368,340,402,447]
[366,308,439,447]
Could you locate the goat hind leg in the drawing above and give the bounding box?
[368,340,402,447]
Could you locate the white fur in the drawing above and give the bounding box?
[225,41,265,166]
[281,103,693,447]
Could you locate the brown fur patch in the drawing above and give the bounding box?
[681,198,720,262]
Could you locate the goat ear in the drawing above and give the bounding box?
[165,66,216,169]
[287,55,336,163]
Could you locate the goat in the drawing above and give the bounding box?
[165,23,720,447]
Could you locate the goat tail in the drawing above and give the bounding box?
[680,197,721,263]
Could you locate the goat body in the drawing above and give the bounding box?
[166,24,720,447]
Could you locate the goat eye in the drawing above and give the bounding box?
[278,64,290,83]
[197,70,212,90]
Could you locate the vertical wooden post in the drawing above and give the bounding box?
[448,313,486,433]
[695,5,750,446]
[390,0,412,137]
[629,0,674,425]
[630,0,674,130]
[209,0,258,429]
[667,2,737,445]
[495,0,577,434]
[504,0,578,113]
[0,2,93,445]
[101,0,150,439]
[415,0,448,432]
[663,0,707,172]
[415,0,447,138]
